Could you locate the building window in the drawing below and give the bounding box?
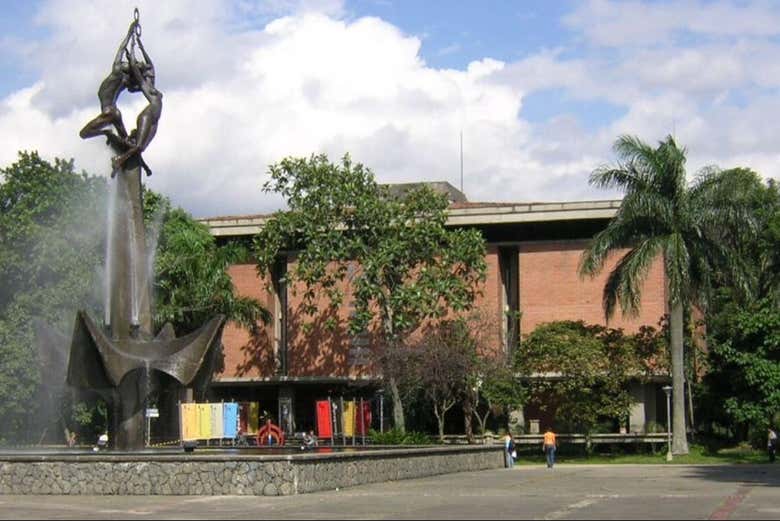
[272,257,288,375]
[498,246,519,355]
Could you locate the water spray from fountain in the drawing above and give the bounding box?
[66,8,226,451]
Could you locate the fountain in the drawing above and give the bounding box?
[0,9,503,495]
[68,9,225,451]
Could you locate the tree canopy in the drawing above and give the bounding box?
[0,151,265,443]
[696,175,780,443]
[704,299,780,439]
[0,151,107,442]
[253,154,487,431]
[145,190,269,336]
[580,135,757,454]
[517,320,667,436]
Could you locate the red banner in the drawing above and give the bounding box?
[357,401,372,436]
[316,400,332,439]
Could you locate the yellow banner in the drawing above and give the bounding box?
[180,403,199,441]
[343,401,356,437]
[247,402,259,434]
[197,403,212,439]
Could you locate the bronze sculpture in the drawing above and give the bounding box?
[78,21,137,142]
[111,23,162,175]
[69,9,225,451]
[80,10,157,177]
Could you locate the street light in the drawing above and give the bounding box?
[377,389,384,433]
[662,385,673,462]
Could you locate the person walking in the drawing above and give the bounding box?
[504,432,516,469]
[768,427,777,463]
[543,428,557,468]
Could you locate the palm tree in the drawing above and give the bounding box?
[579,135,756,454]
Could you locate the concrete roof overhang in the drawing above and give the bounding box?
[199,200,622,238]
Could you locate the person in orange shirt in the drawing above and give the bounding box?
[543,428,557,468]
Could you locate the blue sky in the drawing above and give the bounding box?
[344,1,623,128]
[346,1,577,68]
[0,1,44,95]
[0,0,779,218]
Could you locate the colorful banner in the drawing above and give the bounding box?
[210,403,224,438]
[197,403,212,439]
[223,403,238,439]
[247,402,259,434]
[180,403,199,441]
[238,402,260,435]
[316,400,332,439]
[343,401,356,437]
[358,401,372,436]
[239,403,248,434]
[181,402,242,441]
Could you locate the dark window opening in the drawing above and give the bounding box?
[498,246,519,355]
[272,257,288,375]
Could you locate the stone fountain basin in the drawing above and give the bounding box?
[0,444,503,496]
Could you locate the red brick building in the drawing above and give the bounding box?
[200,183,669,435]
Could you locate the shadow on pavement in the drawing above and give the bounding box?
[680,464,780,488]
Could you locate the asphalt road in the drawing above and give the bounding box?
[1,464,778,520]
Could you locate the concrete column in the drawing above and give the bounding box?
[628,382,647,433]
[644,383,658,428]
[509,406,525,434]
[278,386,295,435]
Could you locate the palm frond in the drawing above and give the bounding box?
[580,219,639,277]
[653,136,687,200]
[617,190,674,231]
[601,236,665,319]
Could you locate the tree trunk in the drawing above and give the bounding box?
[388,376,405,433]
[687,320,697,438]
[670,301,689,455]
[382,306,406,433]
[434,403,445,442]
[463,397,475,444]
[687,377,695,439]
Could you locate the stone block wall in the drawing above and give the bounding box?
[0,446,503,496]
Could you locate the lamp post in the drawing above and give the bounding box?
[378,389,384,433]
[473,375,483,442]
[662,385,673,462]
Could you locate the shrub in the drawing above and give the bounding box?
[369,428,433,445]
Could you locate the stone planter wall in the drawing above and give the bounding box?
[0,446,503,496]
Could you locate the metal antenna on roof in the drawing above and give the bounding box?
[460,130,464,194]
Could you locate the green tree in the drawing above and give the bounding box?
[412,319,474,441]
[0,152,266,443]
[714,174,780,304]
[705,299,780,440]
[254,154,487,432]
[517,321,652,441]
[456,309,525,440]
[698,176,780,440]
[147,191,269,336]
[579,135,756,454]
[470,353,526,436]
[0,151,106,442]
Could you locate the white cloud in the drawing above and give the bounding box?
[491,1,780,195]
[563,0,780,48]
[1,0,780,219]
[0,1,539,218]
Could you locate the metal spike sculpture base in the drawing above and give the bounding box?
[67,10,225,451]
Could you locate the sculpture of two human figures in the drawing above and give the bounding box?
[79,9,162,178]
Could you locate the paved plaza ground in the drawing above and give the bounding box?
[0,464,778,520]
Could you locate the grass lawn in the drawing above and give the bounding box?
[513,443,769,465]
